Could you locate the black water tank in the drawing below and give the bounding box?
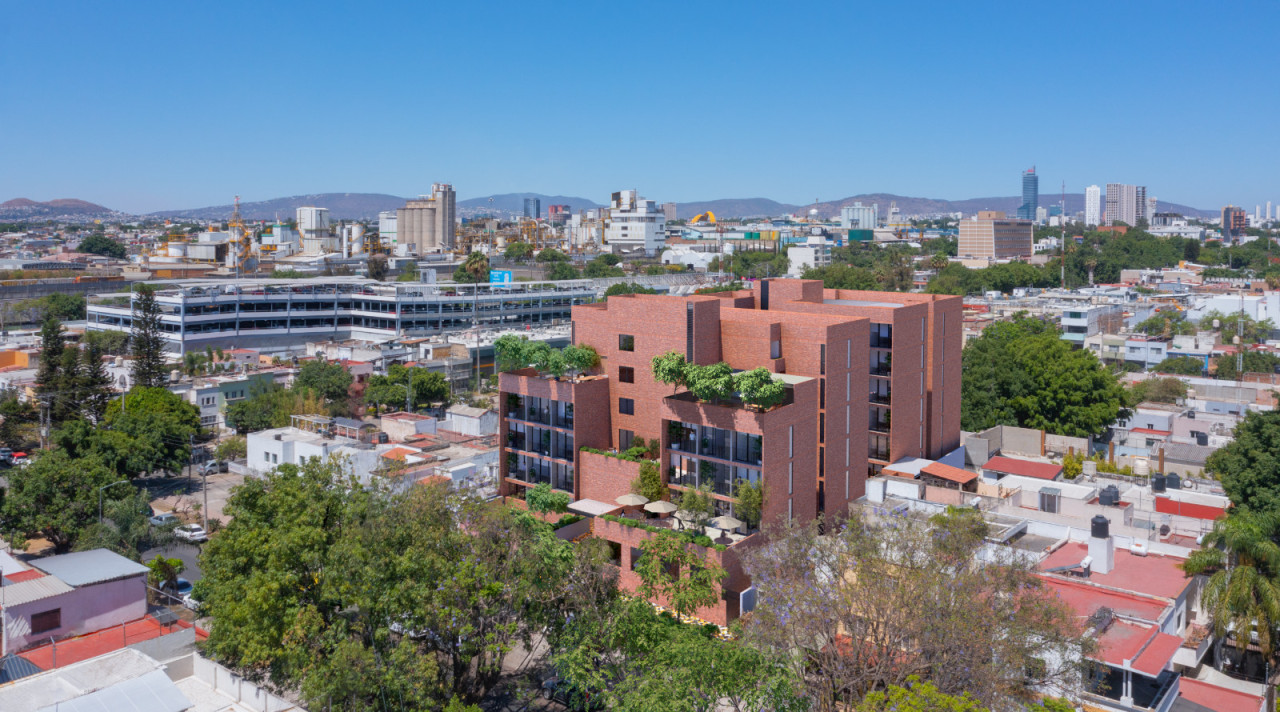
[1151,473,1167,493]
[1091,515,1110,539]
[1166,473,1182,490]
[1100,485,1120,506]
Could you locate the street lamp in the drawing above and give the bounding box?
[99,480,133,524]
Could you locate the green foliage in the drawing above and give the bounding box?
[584,255,625,278]
[604,281,657,297]
[735,479,763,529]
[12,292,86,322]
[129,285,169,389]
[580,446,653,464]
[633,460,668,502]
[1153,355,1205,375]
[364,364,449,411]
[147,554,186,591]
[724,250,790,279]
[77,233,127,259]
[504,241,534,262]
[1215,351,1280,380]
[214,435,247,461]
[396,258,419,282]
[0,390,38,450]
[537,248,570,263]
[598,515,727,552]
[546,261,581,280]
[493,335,599,380]
[294,360,353,403]
[651,351,689,391]
[802,263,878,290]
[685,362,735,402]
[1200,309,1276,344]
[225,382,323,433]
[199,460,616,707]
[1128,376,1187,406]
[855,677,989,712]
[453,251,490,283]
[926,261,1057,296]
[61,386,204,476]
[693,281,745,294]
[1208,410,1280,513]
[962,317,1128,437]
[634,530,727,620]
[734,367,787,409]
[83,329,130,356]
[526,482,571,514]
[366,254,389,281]
[76,488,158,560]
[1135,311,1195,337]
[0,450,127,552]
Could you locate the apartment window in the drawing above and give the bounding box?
[31,609,61,634]
[820,344,826,374]
[686,303,695,359]
[788,426,794,457]
[619,429,634,450]
[272,453,278,464]
[618,366,635,383]
[820,379,825,409]
[788,462,793,495]
[770,339,781,359]
[819,413,825,443]
[263,451,271,462]
[619,398,635,415]
[846,339,851,368]
[619,334,635,352]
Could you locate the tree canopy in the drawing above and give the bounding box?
[0,450,126,552]
[294,360,354,403]
[130,285,169,389]
[1207,409,1280,514]
[962,317,1128,437]
[77,233,127,259]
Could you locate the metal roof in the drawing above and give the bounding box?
[0,654,42,684]
[36,668,191,712]
[0,575,73,606]
[32,549,149,587]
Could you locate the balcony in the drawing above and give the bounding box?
[869,391,891,405]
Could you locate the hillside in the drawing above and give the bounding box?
[806,193,1213,220]
[0,198,116,220]
[674,198,801,219]
[457,193,602,215]
[150,193,408,221]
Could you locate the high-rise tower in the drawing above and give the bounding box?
[1085,185,1102,226]
[1017,168,1039,221]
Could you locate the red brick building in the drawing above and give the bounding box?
[497,279,962,623]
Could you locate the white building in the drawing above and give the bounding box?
[247,415,390,484]
[378,210,398,248]
[840,202,877,229]
[787,238,832,276]
[605,189,666,253]
[296,206,334,256]
[1085,185,1102,226]
[259,221,300,258]
[1104,184,1146,226]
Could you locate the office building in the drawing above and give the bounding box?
[1017,168,1038,220]
[547,204,570,223]
[604,189,667,253]
[957,211,1034,260]
[1221,205,1248,241]
[397,184,456,254]
[497,280,962,623]
[1104,184,1147,226]
[296,206,334,256]
[1035,206,1047,223]
[660,202,678,222]
[523,197,541,219]
[1268,201,1273,222]
[85,277,596,353]
[1085,185,1102,227]
[840,202,878,229]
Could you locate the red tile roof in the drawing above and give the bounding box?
[381,447,420,461]
[1177,678,1266,712]
[1094,620,1153,669]
[1041,576,1169,622]
[3,569,44,583]
[1040,542,1191,600]
[921,462,977,484]
[1131,630,1182,676]
[982,455,1062,480]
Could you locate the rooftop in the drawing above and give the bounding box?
[1041,576,1170,622]
[31,549,148,587]
[983,455,1063,480]
[824,298,904,309]
[1040,541,1191,600]
[1176,677,1267,712]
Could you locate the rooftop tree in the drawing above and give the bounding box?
[733,368,786,410]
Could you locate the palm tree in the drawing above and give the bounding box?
[1084,256,1098,286]
[1181,509,1280,668]
[459,251,490,388]
[929,253,949,272]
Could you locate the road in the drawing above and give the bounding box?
[140,541,203,583]
[136,467,244,527]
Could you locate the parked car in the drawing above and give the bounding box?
[149,512,179,528]
[174,523,208,543]
[11,452,29,467]
[541,676,604,710]
[199,460,226,476]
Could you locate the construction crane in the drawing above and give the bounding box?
[228,196,259,275]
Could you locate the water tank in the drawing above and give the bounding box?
[1100,485,1120,506]
[1195,432,1209,446]
[1090,515,1110,540]
[1134,459,1150,477]
[1151,473,1167,493]
[169,369,181,383]
[114,356,125,368]
[1082,460,1097,477]
[1166,473,1182,490]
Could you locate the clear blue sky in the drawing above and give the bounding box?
[3,1,1278,214]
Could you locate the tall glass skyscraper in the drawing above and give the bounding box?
[1017,168,1038,221]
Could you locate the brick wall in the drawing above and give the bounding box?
[578,450,645,505]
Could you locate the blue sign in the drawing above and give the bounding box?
[489,269,513,284]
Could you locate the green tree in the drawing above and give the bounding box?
[961,318,1128,437]
[685,362,734,402]
[803,263,878,290]
[504,241,533,262]
[604,281,657,297]
[1206,410,1280,513]
[651,351,689,393]
[633,530,726,621]
[77,233,127,259]
[225,383,296,433]
[733,368,786,409]
[130,285,169,389]
[561,343,600,379]
[536,248,570,263]
[735,479,763,529]
[295,360,353,403]
[1215,351,1280,381]
[584,256,625,278]
[0,450,125,552]
[84,329,130,356]
[1135,311,1195,338]
[493,334,534,372]
[526,482,571,514]
[396,258,419,282]
[1128,377,1187,406]
[855,677,989,712]
[632,460,668,502]
[0,390,38,450]
[76,488,157,560]
[364,365,449,411]
[147,554,186,593]
[366,254,389,281]
[546,261,581,280]
[1180,509,1280,665]
[453,251,490,283]
[214,435,247,461]
[1153,355,1206,376]
[36,316,78,425]
[79,340,114,423]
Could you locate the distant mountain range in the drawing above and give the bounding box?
[149,193,408,221]
[0,198,118,220]
[3,190,1217,223]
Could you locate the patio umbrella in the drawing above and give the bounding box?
[615,493,650,507]
[709,515,744,531]
[644,500,678,514]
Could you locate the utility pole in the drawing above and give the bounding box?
[38,396,49,450]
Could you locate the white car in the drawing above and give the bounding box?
[174,523,209,543]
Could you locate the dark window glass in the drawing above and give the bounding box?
[619,429,634,450]
[619,366,635,383]
[619,398,635,415]
[619,334,635,351]
[31,609,61,634]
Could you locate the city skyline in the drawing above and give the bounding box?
[3,1,1279,214]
